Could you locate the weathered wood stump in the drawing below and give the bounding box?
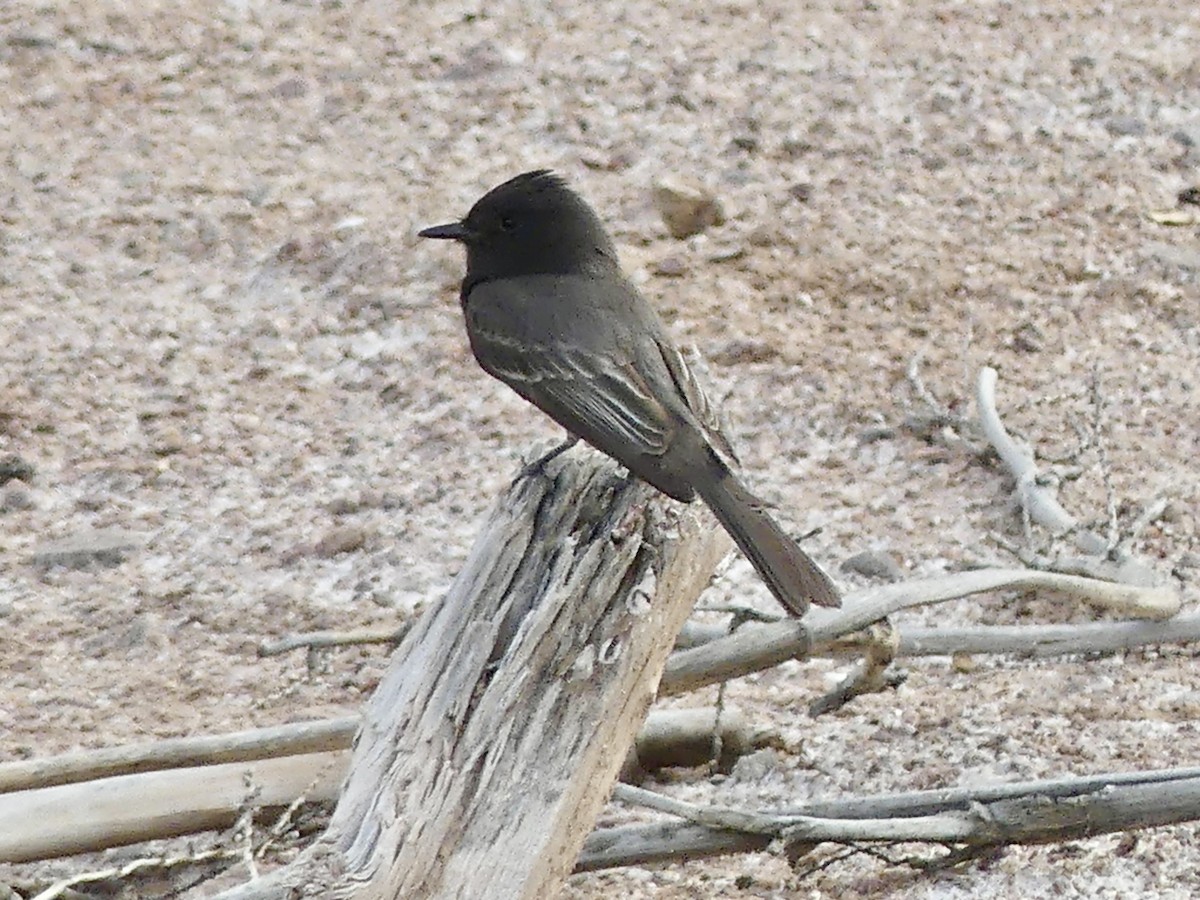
[216,447,730,899]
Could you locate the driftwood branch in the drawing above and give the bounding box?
[623,707,772,779]
[976,366,1093,545]
[583,767,1200,870]
[617,777,1200,844]
[5,366,1192,893]
[661,567,1181,698]
[0,751,347,864]
[898,614,1200,658]
[0,718,358,795]
[975,366,1161,587]
[4,583,1191,866]
[0,709,765,865]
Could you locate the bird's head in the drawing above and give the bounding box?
[419,170,619,282]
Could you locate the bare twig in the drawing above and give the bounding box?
[1089,364,1122,554]
[902,352,977,444]
[258,625,412,657]
[30,847,241,900]
[976,366,1096,546]
[906,351,944,415]
[232,780,260,882]
[1119,497,1170,553]
[809,621,901,716]
[256,774,327,860]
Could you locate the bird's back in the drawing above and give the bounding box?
[464,274,720,498]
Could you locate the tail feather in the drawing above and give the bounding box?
[697,470,840,616]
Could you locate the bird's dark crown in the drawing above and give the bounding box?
[492,169,569,195]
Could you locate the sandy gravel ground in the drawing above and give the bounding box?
[1,1,1198,897]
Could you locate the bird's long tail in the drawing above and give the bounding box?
[696,462,840,616]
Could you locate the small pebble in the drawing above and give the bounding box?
[315,524,368,557]
[952,652,977,673]
[32,529,142,569]
[841,550,904,581]
[652,255,688,277]
[1106,116,1145,137]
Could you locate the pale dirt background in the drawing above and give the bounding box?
[1,1,1199,897]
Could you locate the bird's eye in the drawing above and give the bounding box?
[499,216,515,231]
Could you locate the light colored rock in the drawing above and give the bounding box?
[652,177,725,239]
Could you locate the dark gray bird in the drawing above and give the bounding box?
[420,170,839,615]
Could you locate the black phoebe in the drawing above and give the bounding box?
[420,170,839,615]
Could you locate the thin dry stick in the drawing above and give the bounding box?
[613,783,786,834]
[31,847,241,900]
[976,366,1093,544]
[615,782,978,844]
[975,366,1164,593]
[258,625,412,658]
[899,614,1200,658]
[1090,366,1121,553]
[0,717,358,794]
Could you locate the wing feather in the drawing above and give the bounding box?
[469,326,673,457]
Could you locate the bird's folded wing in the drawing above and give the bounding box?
[471,327,673,457]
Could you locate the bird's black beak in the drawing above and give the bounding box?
[418,221,470,241]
